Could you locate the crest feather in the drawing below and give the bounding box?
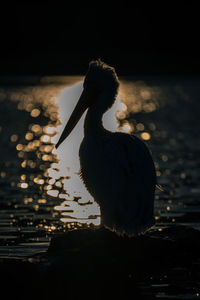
[85,59,119,93]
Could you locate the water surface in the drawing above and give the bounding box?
[0,75,200,298]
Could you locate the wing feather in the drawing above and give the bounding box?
[102,132,156,235]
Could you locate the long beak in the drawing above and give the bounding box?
[55,88,91,149]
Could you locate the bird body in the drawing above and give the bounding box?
[56,60,156,236]
[79,130,156,236]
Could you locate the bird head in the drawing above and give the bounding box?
[84,59,119,95]
[56,59,119,148]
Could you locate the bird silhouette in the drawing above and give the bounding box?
[56,59,156,236]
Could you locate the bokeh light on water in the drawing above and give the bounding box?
[0,76,200,265]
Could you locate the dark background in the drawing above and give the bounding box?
[0,2,199,75]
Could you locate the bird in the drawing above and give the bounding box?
[56,59,156,236]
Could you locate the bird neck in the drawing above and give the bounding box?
[84,105,105,136]
[84,93,113,136]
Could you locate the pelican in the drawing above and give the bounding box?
[56,60,156,236]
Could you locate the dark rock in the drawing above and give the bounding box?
[1,225,200,299]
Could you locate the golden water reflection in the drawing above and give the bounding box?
[14,78,162,230]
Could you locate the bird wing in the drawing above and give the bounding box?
[107,132,156,187]
[103,132,156,235]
